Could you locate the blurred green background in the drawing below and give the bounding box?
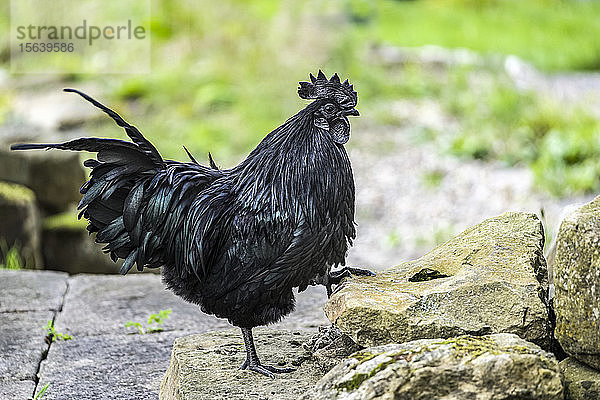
[1,0,600,196]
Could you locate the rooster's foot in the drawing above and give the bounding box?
[239,327,296,378]
[239,358,296,378]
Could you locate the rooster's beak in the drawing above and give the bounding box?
[345,108,359,116]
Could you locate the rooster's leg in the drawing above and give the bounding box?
[326,266,376,297]
[238,327,296,378]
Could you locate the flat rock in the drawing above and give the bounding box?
[0,270,68,395]
[0,380,36,400]
[0,310,54,381]
[0,269,68,312]
[0,271,328,399]
[160,329,323,400]
[560,357,600,400]
[38,331,180,400]
[325,212,550,348]
[304,333,563,400]
[554,195,600,369]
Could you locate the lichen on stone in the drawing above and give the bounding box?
[554,195,600,369]
[325,212,551,350]
[305,334,563,400]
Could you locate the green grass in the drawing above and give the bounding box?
[371,0,600,71]
[33,383,49,399]
[0,240,24,270]
[370,61,600,196]
[81,0,600,164]
[422,169,446,189]
[439,66,600,196]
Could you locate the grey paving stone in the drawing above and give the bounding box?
[0,270,67,390]
[0,310,53,382]
[54,274,228,338]
[0,272,329,399]
[0,379,35,400]
[0,270,68,313]
[55,274,329,338]
[37,331,181,400]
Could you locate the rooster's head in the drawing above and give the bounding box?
[298,70,358,145]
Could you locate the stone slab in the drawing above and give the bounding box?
[54,274,227,338]
[37,331,180,400]
[160,329,323,400]
[0,271,329,399]
[0,379,36,400]
[0,270,68,312]
[0,310,54,381]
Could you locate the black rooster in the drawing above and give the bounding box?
[12,71,373,377]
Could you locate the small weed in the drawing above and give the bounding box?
[0,240,23,270]
[125,309,172,334]
[45,320,73,342]
[33,383,49,399]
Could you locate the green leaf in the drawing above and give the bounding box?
[125,321,145,335]
[34,383,49,399]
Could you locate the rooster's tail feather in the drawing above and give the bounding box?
[11,90,167,275]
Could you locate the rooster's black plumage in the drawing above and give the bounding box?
[11,71,372,377]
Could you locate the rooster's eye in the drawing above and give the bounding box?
[323,104,336,114]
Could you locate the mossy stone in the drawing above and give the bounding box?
[554,195,600,369]
[325,212,551,349]
[43,211,87,232]
[41,212,121,274]
[304,333,563,400]
[0,147,85,214]
[560,357,600,400]
[0,181,35,204]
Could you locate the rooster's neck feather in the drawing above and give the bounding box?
[231,103,353,222]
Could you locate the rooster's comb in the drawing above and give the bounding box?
[298,70,357,108]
